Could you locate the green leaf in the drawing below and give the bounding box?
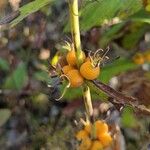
[80,0,120,30]
[10,0,54,27]
[0,109,11,127]
[4,63,28,90]
[0,58,10,71]
[80,0,142,31]
[100,22,126,47]
[118,0,142,17]
[31,93,49,111]
[33,71,50,82]
[121,106,137,127]
[130,9,150,24]
[121,25,146,49]
[99,58,137,83]
[63,87,82,100]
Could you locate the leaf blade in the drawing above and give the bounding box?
[0,109,11,127]
[9,0,53,27]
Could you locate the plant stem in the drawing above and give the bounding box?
[83,85,94,122]
[70,0,84,66]
[69,0,93,122]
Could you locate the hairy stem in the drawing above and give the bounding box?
[83,85,94,121]
[70,0,84,66]
[69,0,93,121]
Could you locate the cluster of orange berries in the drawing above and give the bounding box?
[132,51,150,65]
[143,0,150,12]
[62,49,100,88]
[76,120,112,150]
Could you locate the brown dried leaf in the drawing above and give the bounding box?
[87,80,150,115]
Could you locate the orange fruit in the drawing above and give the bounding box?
[76,130,88,141]
[80,61,100,80]
[66,69,84,87]
[95,120,108,136]
[144,52,150,62]
[84,123,92,134]
[98,133,112,147]
[85,57,91,62]
[132,53,145,65]
[66,50,85,66]
[62,65,75,74]
[79,137,92,150]
[91,140,103,150]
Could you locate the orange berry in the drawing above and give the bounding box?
[98,133,112,147]
[66,50,85,66]
[85,57,91,62]
[66,69,84,87]
[62,65,75,74]
[84,123,92,134]
[79,137,92,150]
[91,140,103,150]
[144,52,150,62]
[95,120,108,136]
[132,53,145,65]
[76,130,88,141]
[80,61,100,80]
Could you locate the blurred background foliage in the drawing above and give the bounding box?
[0,0,150,149]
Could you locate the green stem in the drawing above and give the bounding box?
[69,0,93,122]
[83,85,94,121]
[69,0,84,66]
